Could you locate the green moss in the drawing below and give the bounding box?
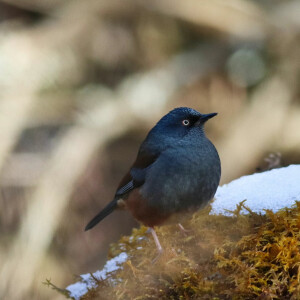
[63,201,300,299]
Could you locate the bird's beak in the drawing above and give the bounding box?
[200,113,218,123]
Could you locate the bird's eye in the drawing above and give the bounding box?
[182,119,190,126]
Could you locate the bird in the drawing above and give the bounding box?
[85,107,221,258]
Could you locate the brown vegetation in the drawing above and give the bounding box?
[70,202,300,299]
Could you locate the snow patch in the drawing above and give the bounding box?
[66,252,128,300]
[211,165,300,215]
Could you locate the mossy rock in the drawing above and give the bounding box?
[62,201,300,299]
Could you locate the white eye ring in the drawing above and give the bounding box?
[182,119,190,126]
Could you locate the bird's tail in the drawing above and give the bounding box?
[85,198,118,231]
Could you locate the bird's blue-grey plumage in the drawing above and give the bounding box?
[139,108,221,213]
[85,107,221,231]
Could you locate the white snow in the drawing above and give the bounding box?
[211,164,300,215]
[66,252,128,300]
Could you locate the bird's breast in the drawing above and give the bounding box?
[139,141,221,213]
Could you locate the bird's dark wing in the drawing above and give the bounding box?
[115,151,158,197]
[85,150,158,231]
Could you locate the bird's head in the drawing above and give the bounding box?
[142,107,217,153]
[156,107,217,137]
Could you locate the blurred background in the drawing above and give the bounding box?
[0,0,299,299]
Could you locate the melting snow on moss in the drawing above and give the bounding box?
[66,252,128,300]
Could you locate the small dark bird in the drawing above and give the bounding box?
[85,107,221,256]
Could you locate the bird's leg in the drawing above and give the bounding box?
[150,227,163,252]
[150,227,163,263]
[178,223,191,236]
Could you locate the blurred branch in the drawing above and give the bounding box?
[0,0,65,13]
[0,91,36,172]
[0,1,46,22]
[280,108,300,151]
[144,0,268,41]
[219,76,294,181]
[0,121,114,299]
